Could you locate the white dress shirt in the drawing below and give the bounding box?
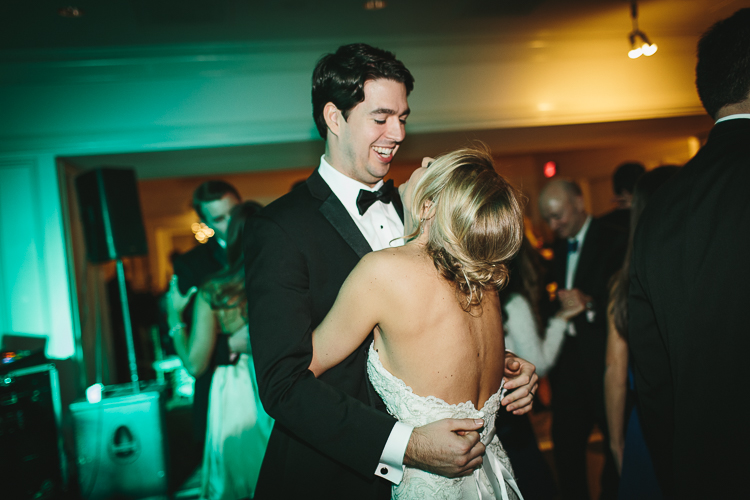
[565,215,592,336]
[715,113,750,124]
[317,156,411,484]
[318,156,404,251]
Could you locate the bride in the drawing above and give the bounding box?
[309,146,525,499]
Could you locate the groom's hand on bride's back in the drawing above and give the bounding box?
[403,418,485,478]
[501,353,539,415]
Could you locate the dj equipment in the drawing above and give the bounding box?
[0,362,66,500]
[70,382,170,500]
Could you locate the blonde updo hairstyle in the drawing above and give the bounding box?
[406,146,524,309]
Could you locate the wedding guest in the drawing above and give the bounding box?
[629,8,750,497]
[605,165,678,500]
[501,237,585,378]
[172,180,241,448]
[539,179,626,500]
[599,162,645,232]
[495,236,589,500]
[167,201,272,500]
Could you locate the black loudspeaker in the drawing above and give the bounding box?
[75,167,148,264]
[0,363,66,500]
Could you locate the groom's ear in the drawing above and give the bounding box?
[323,102,342,138]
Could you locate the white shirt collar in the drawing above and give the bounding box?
[569,215,592,246]
[317,155,384,217]
[715,114,750,125]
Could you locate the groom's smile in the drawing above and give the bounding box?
[328,78,410,187]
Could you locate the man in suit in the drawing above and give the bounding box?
[539,179,626,500]
[629,9,750,498]
[599,161,645,233]
[244,43,539,499]
[172,180,240,448]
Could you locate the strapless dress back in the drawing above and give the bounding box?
[367,343,523,500]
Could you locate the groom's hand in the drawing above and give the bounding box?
[502,353,539,415]
[403,418,485,478]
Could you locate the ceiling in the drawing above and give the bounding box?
[6,0,747,178]
[1,0,744,52]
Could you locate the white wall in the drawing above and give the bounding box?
[0,155,75,358]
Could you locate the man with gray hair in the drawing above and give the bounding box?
[539,179,626,500]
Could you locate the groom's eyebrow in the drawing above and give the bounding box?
[370,108,411,117]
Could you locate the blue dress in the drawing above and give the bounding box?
[617,367,662,500]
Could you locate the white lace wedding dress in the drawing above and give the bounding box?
[367,343,524,500]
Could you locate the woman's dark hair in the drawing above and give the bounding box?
[312,43,414,140]
[613,162,645,196]
[696,8,750,119]
[610,166,680,338]
[498,237,547,338]
[201,200,262,314]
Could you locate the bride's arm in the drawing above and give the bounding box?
[309,253,384,377]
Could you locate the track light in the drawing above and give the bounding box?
[628,0,657,59]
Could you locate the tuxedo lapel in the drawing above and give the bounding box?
[307,169,373,259]
[320,196,373,258]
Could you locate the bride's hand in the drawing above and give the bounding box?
[228,325,250,354]
[166,275,197,324]
[404,418,486,478]
[501,353,539,415]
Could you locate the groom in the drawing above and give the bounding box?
[244,43,538,499]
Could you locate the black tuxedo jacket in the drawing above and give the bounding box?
[244,170,397,499]
[550,217,626,411]
[629,118,750,498]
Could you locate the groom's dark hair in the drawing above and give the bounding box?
[312,43,414,140]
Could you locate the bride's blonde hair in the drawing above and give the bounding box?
[405,145,524,309]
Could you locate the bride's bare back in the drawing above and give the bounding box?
[310,239,506,411]
[310,146,522,412]
[373,243,505,410]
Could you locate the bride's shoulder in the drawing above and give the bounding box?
[355,246,418,280]
[372,244,423,265]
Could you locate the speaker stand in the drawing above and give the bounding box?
[115,258,139,393]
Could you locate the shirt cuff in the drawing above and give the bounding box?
[375,421,413,484]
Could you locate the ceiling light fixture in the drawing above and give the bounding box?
[628,0,657,59]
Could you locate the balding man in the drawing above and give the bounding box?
[539,179,626,500]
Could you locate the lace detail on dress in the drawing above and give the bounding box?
[367,343,522,500]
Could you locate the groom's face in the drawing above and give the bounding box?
[332,78,410,187]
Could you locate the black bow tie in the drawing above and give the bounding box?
[567,239,579,253]
[356,179,397,216]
